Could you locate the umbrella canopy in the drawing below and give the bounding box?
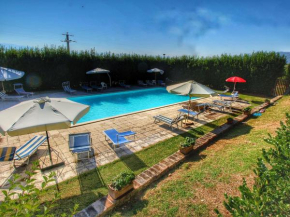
[86,68,111,87]
[167,80,215,96]
[0,67,25,92]
[0,97,89,136]
[147,68,164,81]
[167,80,215,120]
[0,97,89,168]
[226,76,246,91]
[226,76,246,83]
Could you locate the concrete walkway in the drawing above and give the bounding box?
[0,88,249,200]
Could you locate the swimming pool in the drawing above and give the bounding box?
[69,87,198,123]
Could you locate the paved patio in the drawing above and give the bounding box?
[0,88,249,198]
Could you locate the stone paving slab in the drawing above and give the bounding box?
[0,88,250,200]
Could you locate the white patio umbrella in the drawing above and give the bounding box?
[86,68,111,87]
[167,80,215,122]
[0,97,90,169]
[147,68,164,81]
[0,67,25,92]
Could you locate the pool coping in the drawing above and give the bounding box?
[73,97,206,127]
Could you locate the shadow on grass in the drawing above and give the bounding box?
[110,199,150,216]
[251,100,264,105]
[49,167,107,215]
[115,145,148,172]
[222,123,253,139]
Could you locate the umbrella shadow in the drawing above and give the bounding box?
[112,144,147,172]
[73,149,106,194]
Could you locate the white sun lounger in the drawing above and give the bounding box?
[153,114,185,130]
[0,92,24,101]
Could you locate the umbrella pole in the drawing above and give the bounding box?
[233,82,236,92]
[46,131,53,165]
[187,95,191,120]
[2,81,4,92]
[107,73,111,87]
[45,131,60,192]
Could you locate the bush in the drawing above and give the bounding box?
[0,162,78,216]
[215,113,290,216]
[180,137,196,148]
[243,107,252,112]
[265,98,271,104]
[0,45,286,95]
[110,171,135,191]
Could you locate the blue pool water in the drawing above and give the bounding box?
[69,87,197,123]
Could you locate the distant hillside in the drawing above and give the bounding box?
[279,52,290,64]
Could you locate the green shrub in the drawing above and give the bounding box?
[265,98,271,104]
[215,113,290,216]
[243,107,252,112]
[0,162,78,216]
[0,45,286,95]
[180,137,196,148]
[110,171,135,191]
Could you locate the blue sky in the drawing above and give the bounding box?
[1,0,290,57]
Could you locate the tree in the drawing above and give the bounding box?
[216,113,290,216]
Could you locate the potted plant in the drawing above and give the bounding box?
[108,171,135,200]
[243,107,252,115]
[227,117,234,124]
[265,99,271,105]
[179,137,196,155]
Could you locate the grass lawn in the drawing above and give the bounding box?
[41,93,268,215]
[108,96,290,217]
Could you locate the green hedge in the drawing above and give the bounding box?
[0,45,286,95]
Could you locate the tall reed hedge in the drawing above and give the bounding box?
[0,45,286,95]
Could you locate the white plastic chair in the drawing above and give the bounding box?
[101,82,107,89]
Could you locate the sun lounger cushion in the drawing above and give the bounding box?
[14,135,46,160]
[0,147,16,161]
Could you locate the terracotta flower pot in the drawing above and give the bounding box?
[179,145,193,155]
[108,183,133,200]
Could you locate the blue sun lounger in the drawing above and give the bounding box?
[69,132,92,160]
[80,82,93,92]
[13,135,47,166]
[62,81,77,94]
[14,83,34,97]
[104,129,136,149]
